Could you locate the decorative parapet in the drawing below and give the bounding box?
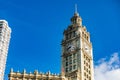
[8,69,66,80]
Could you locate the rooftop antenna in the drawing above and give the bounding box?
[75,4,78,13]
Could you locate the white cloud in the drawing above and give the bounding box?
[94,53,120,80]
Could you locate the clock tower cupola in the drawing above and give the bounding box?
[71,5,82,26]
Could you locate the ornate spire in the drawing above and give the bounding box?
[70,4,82,26]
[75,4,78,14]
[10,68,13,73]
[34,70,38,74]
[74,4,79,16]
[23,69,26,73]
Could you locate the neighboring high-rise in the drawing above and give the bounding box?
[0,20,11,80]
[8,7,94,80]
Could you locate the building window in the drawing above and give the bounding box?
[84,66,86,70]
[73,31,75,37]
[89,71,91,74]
[66,57,68,61]
[68,34,70,39]
[84,61,85,64]
[69,55,72,59]
[86,68,88,72]
[69,33,71,38]
[84,72,86,76]
[66,62,68,66]
[84,55,86,58]
[87,36,89,41]
[73,65,76,69]
[88,59,90,62]
[73,54,76,58]
[69,66,72,71]
[69,27,72,30]
[86,63,88,67]
[66,68,68,72]
[82,32,84,36]
[86,57,88,60]
[73,19,76,24]
[73,59,76,63]
[89,65,90,68]
[89,77,91,80]
[87,75,88,78]
[85,34,86,39]
[69,60,72,64]
[84,67,86,70]
[66,34,68,40]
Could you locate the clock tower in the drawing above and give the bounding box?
[61,10,94,80]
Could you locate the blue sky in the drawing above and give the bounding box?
[0,0,120,79]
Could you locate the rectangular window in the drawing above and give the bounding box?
[69,60,72,64]
[73,54,76,58]
[69,33,72,38]
[69,66,72,71]
[66,34,68,40]
[89,71,91,74]
[86,57,88,60]
[69,55,72,59]
[73,59,76,63]
[89,65,90,68]
[84,55,86,58]
[66,62,68,66]
[86,63,88,67]
[88,59,90,62]
[73,31,75,37]
[87,75,88,78]
[66,57,68,60]
[86,68,88,72]
[73,65,76,69]
[84,61,85,64]
[66,68,68,72]
[84,66,86,70]
[87,36,89,41]
[84,72,86,76]
[89,77,91,80]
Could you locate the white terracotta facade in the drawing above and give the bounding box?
[0,20,11,80]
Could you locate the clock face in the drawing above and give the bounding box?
[84,42,90,53]
[85,46,89,53]
[67,44,75,52]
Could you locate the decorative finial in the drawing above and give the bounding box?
[30,71,32,74]
[34,70,38,74]
[23,69,26,73]
[17,70,19,73]
[75,4,78,13]
[10,68,13,73]
[48,70,50,75]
